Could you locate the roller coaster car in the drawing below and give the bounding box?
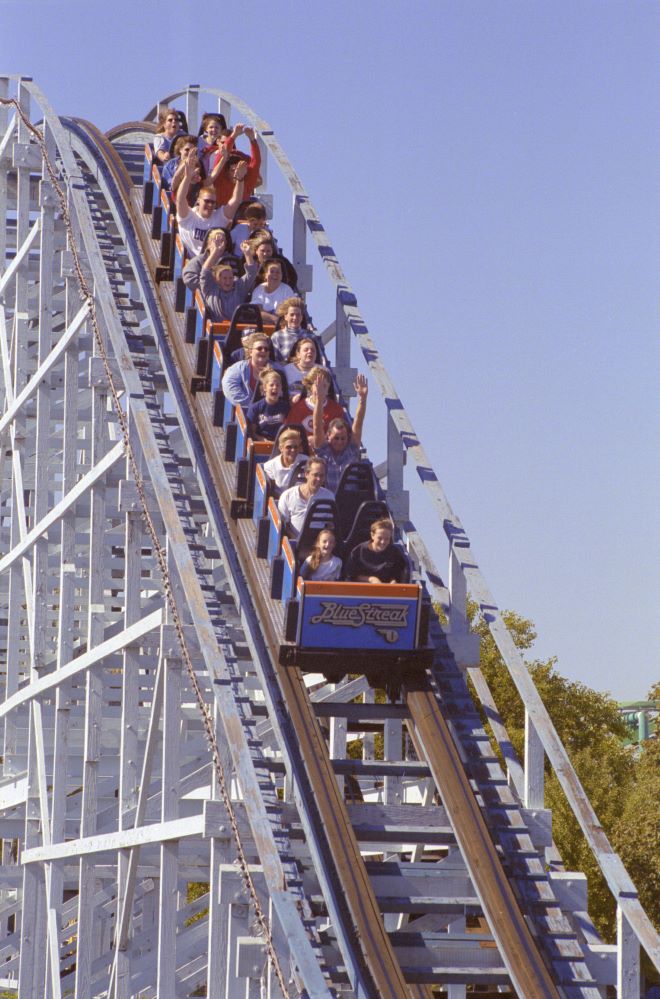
[276,489,432,691]
[280,579,433,694]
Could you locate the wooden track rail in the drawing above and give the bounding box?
[76,117,567,998]
[405,678,561,999]
[1,75,657,997]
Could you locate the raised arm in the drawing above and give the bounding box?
[312,374,328,451]
[222,160,247,223]
[202,232,226,272]
[244,126,262,170]
[237,251,258,291]
[351,374,368,448]
[224,122,244,153]
[182,253,204,291]
[175,150,196,221]
[208,142,230,182]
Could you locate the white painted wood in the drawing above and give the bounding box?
[329,702,346,797]
[0,217,40,295]
[0,439,124,576]
[0,79,656,999]
[75,364,107,999]
[448,548,468,637]
[524,710,545,810]
[0,302,87,438]
[617,905,640,999]
[383,719,403,807]
[0,608,163,719]
[156,605,182,999]
[116,423,142,999]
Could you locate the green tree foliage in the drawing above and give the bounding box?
[612,733,660,929]
[469,601,657,941]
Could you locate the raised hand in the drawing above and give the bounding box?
[354,373,368,399]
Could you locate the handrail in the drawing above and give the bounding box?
[143,84,660,975]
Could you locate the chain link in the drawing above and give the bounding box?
[0,95,296,999]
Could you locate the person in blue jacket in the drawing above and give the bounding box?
[221,331,274,408]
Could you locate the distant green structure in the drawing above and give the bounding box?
[618,700,658,746]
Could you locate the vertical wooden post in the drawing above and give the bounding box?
[74,304,108,999]
[333,296,354,397]
[291,196,312,294]
[0,76,9,276]
[207,701,234,999]
[15,78,38,998]
[329,710,347,798]
[46,282,80,997]
[185,85,199,136]
[116,406,142,999]
[448,547,467,636]
[383,719,403,806]
[156,569,182,999]
[386,409,409,524]
[617,905,640,999]
[447,913,467,999]
[524,710,545,810]
[218,97,231,125]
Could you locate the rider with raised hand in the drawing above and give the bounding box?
[177,153,247,257]
[314,374,368,492]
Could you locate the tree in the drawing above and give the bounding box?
[469,602,657,941]
[612,718,660,929]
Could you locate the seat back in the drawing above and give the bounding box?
[339,500,390,558]
[271,423,311,457]
[334,461,376,538]
[221,304,264,368]
[295,498,339,566]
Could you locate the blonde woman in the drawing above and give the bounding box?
[263,428,308,495]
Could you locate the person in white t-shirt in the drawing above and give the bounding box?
[250,260,294,322]
[176,151,247,257]
[277,457,333,537]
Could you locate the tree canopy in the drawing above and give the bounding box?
[469,602,658,942]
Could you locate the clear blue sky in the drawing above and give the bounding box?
[2,1,658,700]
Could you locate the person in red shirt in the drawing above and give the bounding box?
[285,368,344,445]
[211,123,262,207]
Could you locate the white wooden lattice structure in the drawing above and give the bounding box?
[0,76,657,998]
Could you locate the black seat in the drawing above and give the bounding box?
[271,423,311,457]
[334,461,376,539]
[221,304,264,368]
[270,496,338,599]
[294,498,339,566]
[338,499,389,559]
[263,425,310,499]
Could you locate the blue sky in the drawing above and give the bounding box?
[1,1,658,700]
